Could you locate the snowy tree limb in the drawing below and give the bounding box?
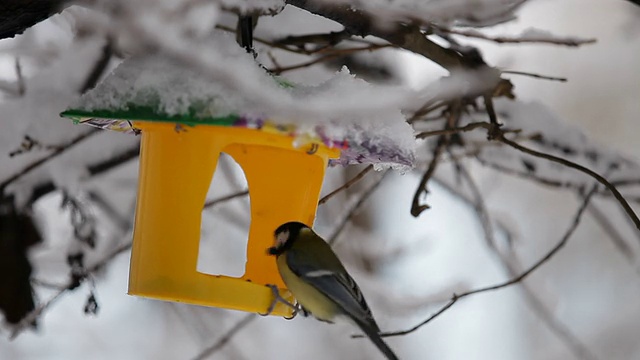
[441,27,596,47]
[286,0,466,71]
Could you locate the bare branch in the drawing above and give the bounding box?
[410,141,444,217]
[449,113,640,232]
[471,97,640,231]
[502,70,567,82]
[376,184,598,338]
[215,24,311,56]
[286,0,465,71]
[15,57,25,95]
[442,28,596,47]
[411,105,462,217]
[79,37,113,94]
[476,157,640,204]
[416,121,510,139]
[328,170,389,246]
[191,314,258,360]
[319,165,373,205]
[455,161,599,360]
[275,29,350,48]
[88,191,132,230]
[587,204,635,263]
[10,241,132,339]
[496,133,640,232]
[269,44,391,74]
[203,190,249,209]
[407,101,448,124]
[1,129,100,195]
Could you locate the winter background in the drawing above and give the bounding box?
[1,0,640,359]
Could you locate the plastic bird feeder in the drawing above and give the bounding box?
[63,109,340,317]
[61,54,414,317]
[129,122,338,316]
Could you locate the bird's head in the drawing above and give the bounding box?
[267,221,308,256]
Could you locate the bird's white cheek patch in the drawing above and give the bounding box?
[276,230,289,246]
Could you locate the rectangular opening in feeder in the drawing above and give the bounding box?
[198,153,250,278]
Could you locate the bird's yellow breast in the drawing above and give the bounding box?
[276,254,338,322]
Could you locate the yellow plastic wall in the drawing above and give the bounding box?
[128,122,339,316]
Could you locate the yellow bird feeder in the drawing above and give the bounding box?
[61,55,414,318]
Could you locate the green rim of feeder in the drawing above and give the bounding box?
[61,105,241,128]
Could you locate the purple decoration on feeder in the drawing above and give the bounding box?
[330,135,414,168]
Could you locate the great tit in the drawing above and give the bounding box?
[268,221,398,360]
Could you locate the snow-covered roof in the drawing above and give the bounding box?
[66,35,416,170]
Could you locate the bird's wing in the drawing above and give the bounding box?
[286,250,380,331]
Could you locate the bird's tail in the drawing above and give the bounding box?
[354,319,399,360]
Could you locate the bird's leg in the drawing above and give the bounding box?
[259,284,300,318]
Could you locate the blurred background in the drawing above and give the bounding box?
[1,0,639,359]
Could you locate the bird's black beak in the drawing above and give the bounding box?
[267,246,280,256]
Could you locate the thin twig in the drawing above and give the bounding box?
[88,191,132,230]
[203,190,249,209]
[502,70,567,82]
[217,24,386,57]
[410,142,444,217]
[442,28,596,47]
[477,156,569,188]
[87,145,140,176]
[476,157,640,203]
[275,30,350,47]
[79,37,113,94]
[287,0,465,70]
[471,103,640,232]
[1,129,100,194]
[10,241,133,339]
[328,170,389,246]
[456,161,599,360]
[191,314,258,360]
[269,44,391,74]
[419,116,640,232]
[31,278,67,290]
[416,121,490,139]
[215,24,315,55]
[319,165,373,205]
[411,106,461,217]
[587,204,635,263]
[496,134,640,232]
[375,184,598,338]
[453,160,496,249]
[483,95,499,127]
[407,100,448,124]
[15,57,25,96]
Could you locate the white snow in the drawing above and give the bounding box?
[2,1,640,360]
[318,0,526,27]
[72,34,416,169]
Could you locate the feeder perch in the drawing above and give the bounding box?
[61,54,414,317]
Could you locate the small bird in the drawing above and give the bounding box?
[268,221,398,360]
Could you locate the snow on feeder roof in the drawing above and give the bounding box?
[65,55,415,169]
[61,42,415,317]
